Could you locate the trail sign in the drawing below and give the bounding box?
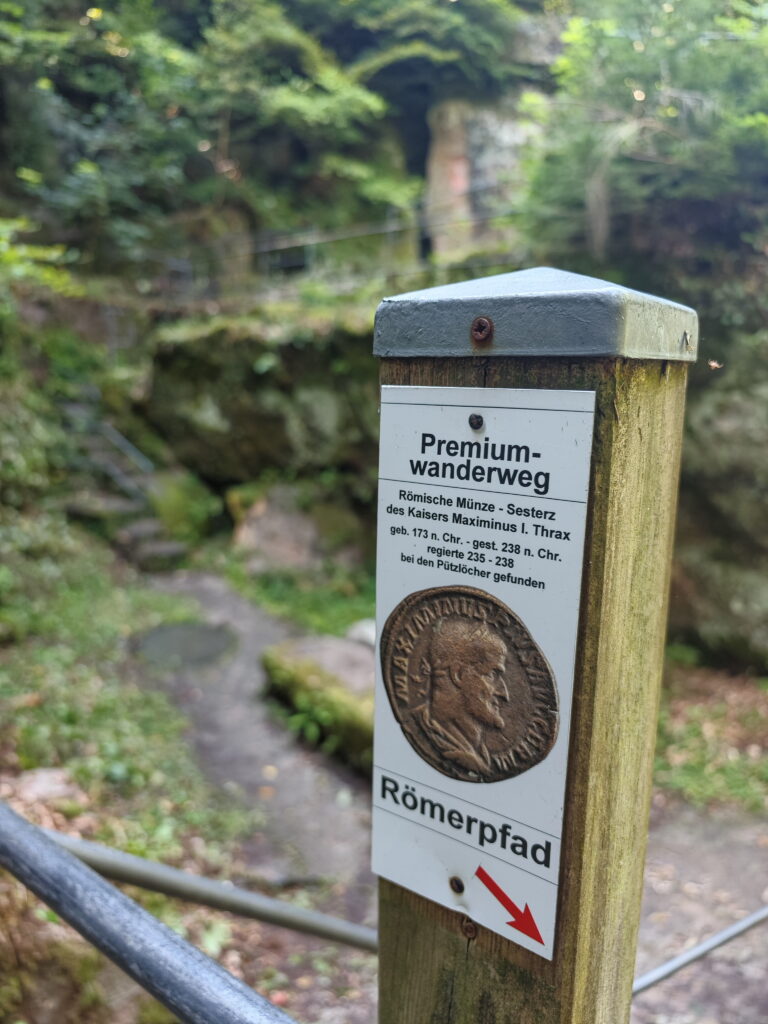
[372,267,698,1024]
[372,385,595,959]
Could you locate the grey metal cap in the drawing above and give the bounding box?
[374,266,698,361]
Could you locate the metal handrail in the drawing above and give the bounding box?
[44,826,768,994]
[0,802,297,1024]
[4,800,766,1012]
[632,901,768,995]
[45,827,378,953]
[98,420,155,474]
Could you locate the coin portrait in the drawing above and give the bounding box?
[380,586,558,783]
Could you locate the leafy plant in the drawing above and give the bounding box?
[0,218,79,314]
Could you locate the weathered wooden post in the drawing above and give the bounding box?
[371,267,697,1023]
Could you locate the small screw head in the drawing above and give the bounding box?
[460,917,478,940]
[449,876,464,894]
[468,413,484,430]
[470,316,494,346]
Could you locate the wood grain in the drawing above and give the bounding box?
[377,356,689,1024]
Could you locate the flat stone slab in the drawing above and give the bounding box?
[131,621,237,669]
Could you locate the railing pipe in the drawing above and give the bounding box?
[632,902,768,995]
[0,802,296,1024]
[98,421,155,474]
[45,827,378,953]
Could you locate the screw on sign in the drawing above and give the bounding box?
[470,316,494,346]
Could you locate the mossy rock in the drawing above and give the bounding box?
[262,637,374,773]
[147,469,222,544]
[139,313,378,498]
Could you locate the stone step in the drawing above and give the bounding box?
[65,492,148,537]
[114,517,165,552]
[132,538,189,572]
[85,455,148,501]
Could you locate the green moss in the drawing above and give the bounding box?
[148,469,222,544]
[263,647,373,773]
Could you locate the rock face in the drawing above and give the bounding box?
[136,297,768,670]
[140,315,378,488]
[423,12,560,260]
[669,333,768,668]
[425,93,547,260]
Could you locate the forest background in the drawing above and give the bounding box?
[0,1,767,1020]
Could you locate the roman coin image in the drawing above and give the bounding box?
[380,586,558,783]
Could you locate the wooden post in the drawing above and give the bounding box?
[372,268,697,1023]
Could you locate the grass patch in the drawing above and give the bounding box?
[0,520,255,861]
[198,542,375,636]
[655,666,768,812]
[0,518,261,1022]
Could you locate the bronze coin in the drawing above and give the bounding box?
[380,586,558,783]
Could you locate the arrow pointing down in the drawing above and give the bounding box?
[474,865,544,944]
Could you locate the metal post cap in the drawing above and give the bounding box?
[374,267,698,361]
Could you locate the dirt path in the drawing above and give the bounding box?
[146,571,767,1024]
[633,800,768,1024]
[147,572,375,917]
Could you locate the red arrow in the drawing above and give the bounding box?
[474,865,544,944]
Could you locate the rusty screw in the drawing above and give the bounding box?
[460,917,478,940]
[468,413,484,431]
[470,316,494,346]
[449,876,464,894]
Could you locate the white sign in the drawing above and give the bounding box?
[372,385,595,960]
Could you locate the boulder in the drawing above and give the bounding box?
[230,483,367,573]
[262,636,374,772]
[139,313,378,491]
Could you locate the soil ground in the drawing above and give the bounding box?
[145,571,767,1024]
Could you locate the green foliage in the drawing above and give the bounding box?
[0,218,79,314]
[202,542,375,635]
[0,391,68,511]
[231,564,375,636]
[1,4,203,265]
[0,0,531,264]
[521,0,768,338]
[0,331,72,512]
